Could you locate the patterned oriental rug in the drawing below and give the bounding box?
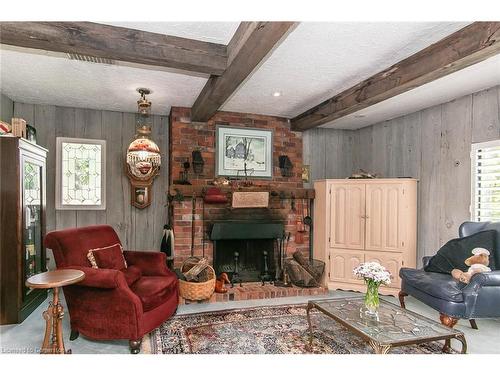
[143,304,448,354]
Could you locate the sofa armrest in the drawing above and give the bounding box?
[60,266,127,289]
[123,250,170,276]
[462,271,500,296]
[422,256,433,268]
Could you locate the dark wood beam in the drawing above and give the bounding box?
[191,22,296,122]
[291,22,500,131]
[0,22,228,75]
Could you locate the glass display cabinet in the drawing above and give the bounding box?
[1,137,48,324]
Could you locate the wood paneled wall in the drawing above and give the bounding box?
[0,93,13,123]
[302,128,355,187]
[12,102,169,267]
[305,85,500,264]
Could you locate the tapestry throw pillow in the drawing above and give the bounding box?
[424,230,497,274]
[87,243,128,270]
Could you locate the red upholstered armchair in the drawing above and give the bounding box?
[44,225,178,353]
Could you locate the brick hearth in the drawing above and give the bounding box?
[179,283,328,305]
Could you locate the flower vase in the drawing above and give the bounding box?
[361,279,380,321]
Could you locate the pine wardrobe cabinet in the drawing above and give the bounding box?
[313,179,417,297]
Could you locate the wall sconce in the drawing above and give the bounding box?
[279,155,293,177]
[192,150,204,175]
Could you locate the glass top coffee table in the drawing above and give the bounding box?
[306,297,467,354]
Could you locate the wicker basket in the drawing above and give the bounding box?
[178,263,216,301]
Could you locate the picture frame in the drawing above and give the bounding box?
[215,125,273,178]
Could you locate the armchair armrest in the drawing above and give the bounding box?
[60,266,128,289]
[123,250,170,276]
[462,271,500,294]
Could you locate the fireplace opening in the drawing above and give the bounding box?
[211,222,284,284]
[213,239,275,283]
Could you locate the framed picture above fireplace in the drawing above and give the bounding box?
[216,125,273,178]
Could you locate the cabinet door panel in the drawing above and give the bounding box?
[364,251,403,287]
[329,184,365,249]
[365,183,406,252]
[329,250,364,284]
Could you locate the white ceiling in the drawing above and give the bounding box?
[0,46,209,114]
[221,22,470,117]
[101,22,240,44]
[2,21,499,128]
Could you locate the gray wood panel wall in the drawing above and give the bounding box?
[0,93,13,123]
[302,128,355,187]
[12,102,169,267]
[305,85,500,264]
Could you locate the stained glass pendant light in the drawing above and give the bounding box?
[125,88,161,209]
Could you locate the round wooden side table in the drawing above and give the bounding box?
[26,269,85,354]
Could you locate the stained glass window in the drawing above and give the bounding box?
[56,138,106,209]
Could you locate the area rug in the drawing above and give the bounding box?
[144,304,448,354]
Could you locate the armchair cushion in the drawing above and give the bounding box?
[124,250,170,276]
[130,275,178,311]
[87,243,128,270]
[121,265,142,286]
[424,230,496,274]
[400,268,464,302]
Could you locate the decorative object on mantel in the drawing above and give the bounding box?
[348,169,379,179]
[203,187,228,204]
[211,176,230,186]
[301,165,310,183]
[216,125,273,178]
[232,191,269,208]
[191,150,204,175]
[278,155,293,177]
[353,262,392,321]
[125,88,161,209]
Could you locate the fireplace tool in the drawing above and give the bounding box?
[274,232,292,287]
[191,194,196,257]
[231,251,243,288]
[260,250,273,285]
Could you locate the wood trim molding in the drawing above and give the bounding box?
[0,22,228,75]
[191,22,297,122]
[291,22,500,131]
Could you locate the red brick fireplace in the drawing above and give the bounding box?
[168,107,326,302]
[168,107,312,269]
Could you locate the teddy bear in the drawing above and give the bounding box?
[451,247,491,284]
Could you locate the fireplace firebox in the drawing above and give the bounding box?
[211,222,284,284]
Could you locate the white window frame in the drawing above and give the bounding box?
[471,139,500,222]
[56,137,106,210]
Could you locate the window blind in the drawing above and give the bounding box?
[471,140,500,222]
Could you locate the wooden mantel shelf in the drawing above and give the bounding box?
[169,184,315,199]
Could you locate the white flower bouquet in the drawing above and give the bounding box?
[353,262,391,285]
[353,262,391,319]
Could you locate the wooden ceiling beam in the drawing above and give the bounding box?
[191,22,297,122]
[291,22,500,131]
[0,22,228,75]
